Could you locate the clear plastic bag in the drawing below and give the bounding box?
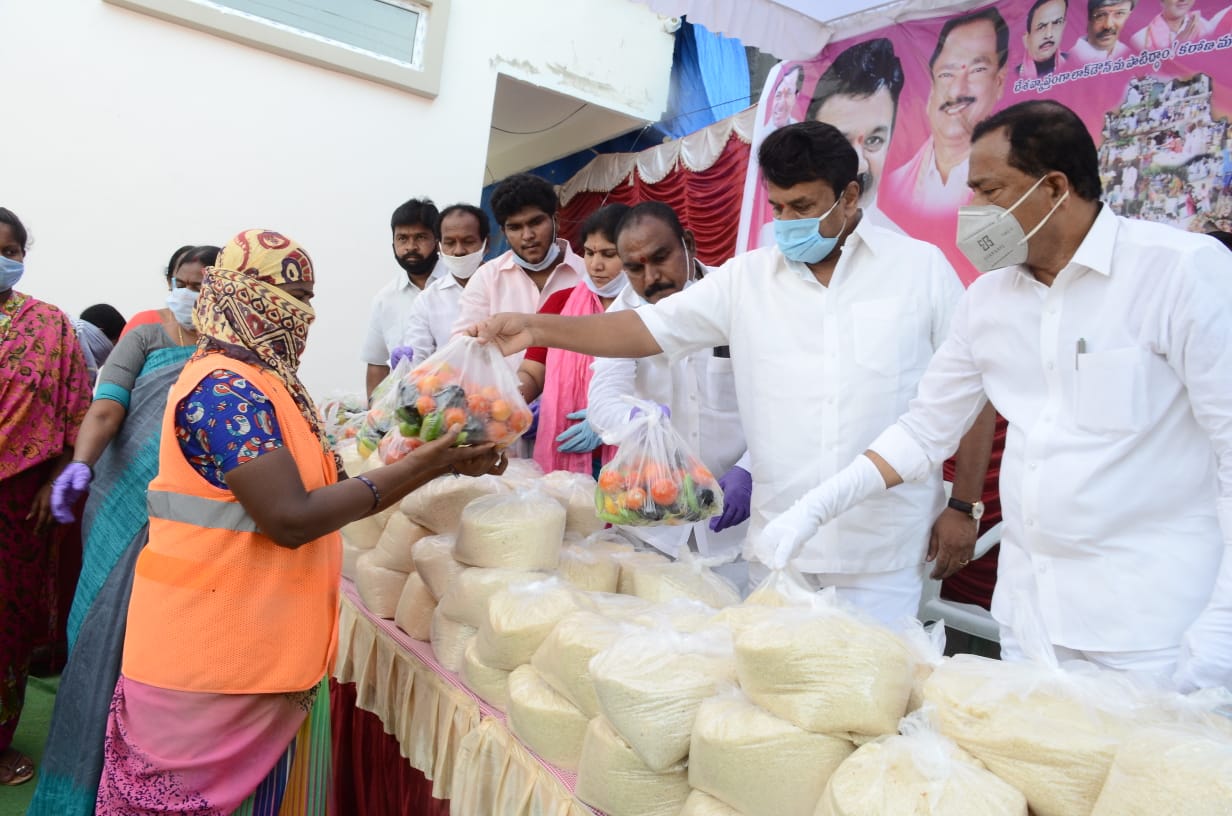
[1090,721,1232,815]
[454,486,566,570]
[595,398,723,526]
[319,392,367,449]
[355,356,413,460]
[389,335,533,455]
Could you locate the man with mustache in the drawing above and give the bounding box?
[884,7,1009,214]
[361,198,444,400]
[1018,0,1070,77]
[1071,0,1136,64]
[451,173,583,372]
[584,202,751,588]
[1131,0,1216,50]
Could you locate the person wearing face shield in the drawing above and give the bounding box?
[467,123,993,626]
[361,198,445,400]
[395,204,491,368]
[757,100,1232,694]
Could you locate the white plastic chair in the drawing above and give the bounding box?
[917,484,1002,644]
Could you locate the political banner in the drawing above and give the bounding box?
[736,0,1232,283]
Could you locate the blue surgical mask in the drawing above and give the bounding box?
[773,199,844,264]
[165,286,199,328]
[0,255,24,292]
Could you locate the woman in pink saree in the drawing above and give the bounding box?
[0,206,92,786]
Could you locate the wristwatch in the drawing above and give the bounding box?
[947,497,985,521]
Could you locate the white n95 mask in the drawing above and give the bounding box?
[956,176,1067,273]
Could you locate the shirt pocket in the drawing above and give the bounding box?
[1073,346,1149,434]
[851,298,911,377]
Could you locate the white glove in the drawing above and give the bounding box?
[755,455,886,570]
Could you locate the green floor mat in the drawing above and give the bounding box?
[0,675,60,816]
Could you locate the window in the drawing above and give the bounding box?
[105,0,449,97]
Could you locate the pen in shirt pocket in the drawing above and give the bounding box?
[1075,337,1086,369]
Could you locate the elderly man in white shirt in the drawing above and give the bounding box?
[397,204,490,366]
[586,202,752,589]
[361,197,444,399]
[761,100,1232,691]
[468,122,995,627]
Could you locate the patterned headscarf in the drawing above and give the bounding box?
[193,229,329,454]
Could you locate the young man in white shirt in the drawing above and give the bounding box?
[760,100,1232,692]
[586,202,752,590]
[468,122,994,626]
[395,204,489,366]
[360,198,444,399]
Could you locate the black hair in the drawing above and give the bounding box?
[758,120,858,196]
[1088,0,1136,17]
[184,244,221,267]
[616,201,686,242]
[80,303,127,343]
[1207,230,1232,252]
[390,198,439,233]
[581,203,632,245]
[490,174,558,227]
[930,7,1010,71]
[164,245,196,286]
[0,207,27,252]
[437,204,491,243]
[1027,0,1068,29]
[806,38,904,124]
[971,100,1102,201]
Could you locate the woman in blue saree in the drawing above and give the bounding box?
[28,244,219,816]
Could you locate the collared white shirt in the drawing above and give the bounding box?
[873,206,1232,656]
[360,261,445,366]
[637,220,964,573]
[588,278,750,560]
[450,239,583,366]
[886,137,973,215]
[403,273,465,363]
[1069,36,1131,65]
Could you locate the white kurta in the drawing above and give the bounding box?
[871,207,1232,669]
[360,261,444,366]
[403,273,465,363]
[637,221,964,573]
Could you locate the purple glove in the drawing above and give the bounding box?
[630,403,671,420]
[51,461,93,524]
[526,400,540,439]
[389,346,414,369]
[710,465,751,532]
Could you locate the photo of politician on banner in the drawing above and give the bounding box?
[737,0,1232,283]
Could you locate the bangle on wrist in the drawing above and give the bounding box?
[354,474,381,511]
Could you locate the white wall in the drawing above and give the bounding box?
[3,0,673,396]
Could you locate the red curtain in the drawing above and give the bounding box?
[557,135,750,267]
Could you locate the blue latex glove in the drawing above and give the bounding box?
[556,409,603,453]
[51,461,92,523]
[710,465,752,532]
[389,345,414,369]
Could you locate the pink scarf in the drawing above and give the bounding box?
[533,283,615,474]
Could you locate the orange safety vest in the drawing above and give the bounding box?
[123,355,341,694]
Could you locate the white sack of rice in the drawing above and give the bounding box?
[689,692,855,816]
[574,716,691,816]
[625,557,741,610]
[370,513,431,573]
[393,572,435,641]
[435,566,545,629]
[354,552,408,618]
[505,664,589,770]
[680,790,741,816]
[1090,724,1232,816]
[410,534,463,600]
[613,549,672,595]
[399,473,507,534]
[474,578,580,670]
[429,605,476,673]
[531,610,638,718]
[461,638,510,711]
[454,489,565,570]
[589,628,735,771]
[341,539,365,582]
[558,542,624,593]
[734,605,913,736]
[539,469,606,536]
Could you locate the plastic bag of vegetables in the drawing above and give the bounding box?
[595,398,723,526]
[355,356,414,460]
[377,336,533,463]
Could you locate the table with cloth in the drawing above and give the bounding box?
[330,578,599,816]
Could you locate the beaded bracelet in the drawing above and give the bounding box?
[354,474,381,511]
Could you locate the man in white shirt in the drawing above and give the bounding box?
[1070,0,1135,64]
[450,173,583,368]
[398,204,490,365]
[806,37,905,233]
[761,100,1232,691]
[469,122,995,626]
[883,8,1008,215]
[586,202,751,589]
[360,198,444,399]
